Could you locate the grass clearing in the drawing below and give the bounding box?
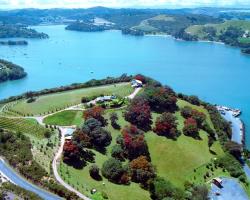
[44,110,83,126]
[10,83,133,116]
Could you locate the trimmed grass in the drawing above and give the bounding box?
[59,100,225,198]
[44,110,83,126]
[10,83,133,116]
[239,37,250,44]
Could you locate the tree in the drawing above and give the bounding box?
[191,110,206,128]
[124,97,152,131]
[134,74,146,84]
[142,86,177,113]
[83,106,107,126]
[149,177,185,200]
[89,164,101,180]
[63,141,81,165]
[183,118,199,138]
[129,156,155,187]
[187,184,209,200]
[181,106,193,118]
[73,118,112,151]
[188,96,200,106]
[225,141,242,160]
[101,158,125,183]
[153,112,179,139]
[111,144,125,161]
[110,112,120,130]
[122,125,150,160]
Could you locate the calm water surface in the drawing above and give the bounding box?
[0,25,250,147]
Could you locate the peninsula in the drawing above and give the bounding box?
[0,59,27,83]
[0,75,249,200]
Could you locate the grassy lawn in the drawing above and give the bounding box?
[44,110,83,126]
[9,83,133,116]
[58,99,225,199]
[239,37,250,44]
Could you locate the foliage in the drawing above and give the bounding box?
[153,112,179,139]
[110,112,120,130]
[122,125,150,160]
[141,86,177,113]
[0,25,48,39]
[124,97,152,131]
[183,118,199,138]
[83,106,107,126]
[149,177,185,200]
[0,183,42,200]
[225,141,242,160]
[89,164,101,180]
[101,158,126,184]
[111,144,125,161]
[129,156,155,188]
[215,153,246,182]
[0,59,27,83]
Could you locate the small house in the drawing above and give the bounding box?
[131,79,143,88]
[96,95,116,103]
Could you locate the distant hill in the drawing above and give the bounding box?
[0,25,48,39]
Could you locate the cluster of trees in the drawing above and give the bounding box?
[0,25,48,38]
[66,22,111,32]
[63,106,112,167]
[101,126,154,187]
[180,106,217,142]
[0,59,27,83]
[124,97,152,131]
[215,153,247,183]
[0,74,133,104]
[219,26,244,46]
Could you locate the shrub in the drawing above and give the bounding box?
[124,97,152,131]
[101,158,125,183]
[153,112,179,139]
[183,118,199,138]
[89,164,101,180]
[129,156,155,188]
[111,144,125,161]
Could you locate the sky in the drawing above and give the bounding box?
[0,0,250,9]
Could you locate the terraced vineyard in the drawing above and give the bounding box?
[0,117,48,138]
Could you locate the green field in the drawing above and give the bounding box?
[186,20,250,40]
[59,100,225,199]
[7,83,133,116]
[44,110,83,126]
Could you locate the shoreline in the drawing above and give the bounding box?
[216,105,245,146]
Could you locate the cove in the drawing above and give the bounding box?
[0,25,250,148]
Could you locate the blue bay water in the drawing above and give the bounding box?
[0,25,250,148]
